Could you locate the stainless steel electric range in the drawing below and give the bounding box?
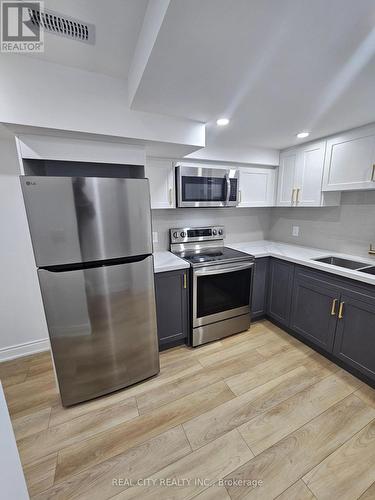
[170,226,255,346]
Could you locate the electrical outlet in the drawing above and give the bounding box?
[152,232,158,243]
[292,225,299,237]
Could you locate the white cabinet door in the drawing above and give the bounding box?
[294,141,326,206]
[323,127,375,191]
[145,158,175,209]
[238,167,276,207]
[276,150,297,206]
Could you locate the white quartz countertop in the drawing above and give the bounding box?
[153,251,189,273]
[154,241,375,285]
[227,240,375,286]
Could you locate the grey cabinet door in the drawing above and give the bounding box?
[252,258,269,319]
[267,258,294,327]
[155,269,189,348]
[290,270,340,352]
[333,290,375,381]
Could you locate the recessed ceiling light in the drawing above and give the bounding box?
[216,118,229,126]
[297,131,309,139]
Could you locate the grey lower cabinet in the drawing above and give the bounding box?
[251,257,269,319]
[154,258,375,385]
[289,266,375,384]
[154,269,189,349]
[290,269,339,352]
[333,289,375,381]
[267,258,294,327]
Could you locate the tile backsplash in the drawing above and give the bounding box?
[151,207,271,251]
[153,191,375,259]
[269,191,375,258]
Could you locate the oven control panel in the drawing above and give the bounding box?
[170,226,225,244]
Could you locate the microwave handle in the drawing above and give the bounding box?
[225,173,231,205]
[195,262,254,276]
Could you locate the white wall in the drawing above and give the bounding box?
[152,207,271,251]
[0,383,29,499]
[0,55,205,150]
[0,135,48,361]
[185,144,279,166]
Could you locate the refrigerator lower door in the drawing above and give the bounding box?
[38,255,159,406]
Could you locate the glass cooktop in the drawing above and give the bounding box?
[176,247,252,266]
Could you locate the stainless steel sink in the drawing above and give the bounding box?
[357,266,375,275]
[313,256,368,270]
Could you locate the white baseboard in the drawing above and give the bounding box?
[0,338,50,362]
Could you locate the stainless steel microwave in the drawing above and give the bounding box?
[176,165,240,207]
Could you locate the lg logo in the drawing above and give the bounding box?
[26,181,36,186]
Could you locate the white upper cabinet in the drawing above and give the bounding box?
[277,150,298,206]
[238,167,276,207]
[145,158,175,209]
[295,141,326,206]
[322,126,375,191]
[277,141,340,207]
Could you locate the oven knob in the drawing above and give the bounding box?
[173,231,178,238]
[212,229,217,235]
[218,229,223,235]
[180,231,186,238]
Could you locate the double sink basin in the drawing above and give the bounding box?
[313,256,375,275]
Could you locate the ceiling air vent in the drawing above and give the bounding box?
[27,7,95,45]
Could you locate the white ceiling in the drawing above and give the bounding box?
[26,0,148,79]
[130,0,375,149]
[18,0,375,151]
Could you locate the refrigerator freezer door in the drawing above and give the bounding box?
[38,255,159,406]
[21,176,153,267]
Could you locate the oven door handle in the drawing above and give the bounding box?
[225,173,231,205]
[194,262,254,276]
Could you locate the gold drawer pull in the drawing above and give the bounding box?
[183,273,187,289]
[296,187,300,204]
[331,298,338,316]
[369,244,375,255]
[371,164,375,182]
[338,301,345,319]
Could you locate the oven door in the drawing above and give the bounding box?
[176,166,239,207]
[193,261,254,328]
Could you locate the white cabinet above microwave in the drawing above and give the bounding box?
[322,125,375,192]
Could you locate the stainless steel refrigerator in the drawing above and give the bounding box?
[21,176,159,406]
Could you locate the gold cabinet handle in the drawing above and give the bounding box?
[291,188,296,205]
[371,165,375,182]
[338,301,345,319]
[168,188,173,206]
[369,244,375,255]
[331,298,338,316]
[296,188,300,204]
[183,273,187,289]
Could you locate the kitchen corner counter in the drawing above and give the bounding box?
[226,240,375,286]
[153,251,189,273]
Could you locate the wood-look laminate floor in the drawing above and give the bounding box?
[1,320,375,500]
